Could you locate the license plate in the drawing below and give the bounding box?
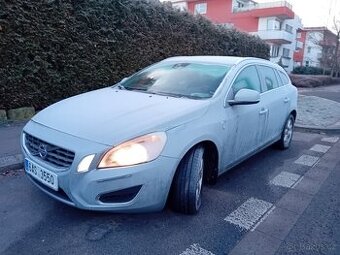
[25,158,58,191]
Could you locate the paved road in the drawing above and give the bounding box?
[298,84,340,103]
[1,131,339,255]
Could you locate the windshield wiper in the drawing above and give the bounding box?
[148,91,188,99]
[116,84,126,90]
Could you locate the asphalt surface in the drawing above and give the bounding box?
[298,85,340,103]
[1,131,339,255]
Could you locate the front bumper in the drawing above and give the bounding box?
[22,121,179,213]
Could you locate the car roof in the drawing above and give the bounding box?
[161,56,269,66]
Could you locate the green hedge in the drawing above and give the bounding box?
[292,66,326,75]
[0,0,269,110]
[289,74,340,87]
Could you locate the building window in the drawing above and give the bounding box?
[270,45,279,57]
[282,48,290,58]
[297,32,301,38]
[267,18,281,30]
[194,3,207,14]
[295,41,303,50]
[173,2,187,11]
[285,24,293,34]
[237,1,245,8]
[307,46,311,53]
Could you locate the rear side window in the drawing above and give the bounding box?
[278,70,290,85]
[232,65,261,95]
[257,66,279,91]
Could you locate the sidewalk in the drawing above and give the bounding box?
[1,91,340,172]
[295,95,340,131]
[0,122,26,172]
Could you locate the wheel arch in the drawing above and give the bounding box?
[290,109,297,120]
[166,140,219,211]
[170,140,219,189]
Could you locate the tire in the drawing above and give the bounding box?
[171,145,204,214]
[276,114,295,150]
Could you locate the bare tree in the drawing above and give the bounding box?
[331,17,340,77]
[305,30,334,74]
[305,16,340,76]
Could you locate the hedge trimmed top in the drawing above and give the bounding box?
[0,0,269,110]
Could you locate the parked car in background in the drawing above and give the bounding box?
[21,56,297,214]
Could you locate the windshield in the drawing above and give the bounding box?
[119,62,231,99]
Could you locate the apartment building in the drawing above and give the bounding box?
[294,27,338,71]
[171,0,303,72]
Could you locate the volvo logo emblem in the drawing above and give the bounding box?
[38,144,48,159]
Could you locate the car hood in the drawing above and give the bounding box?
[32,88,210,146]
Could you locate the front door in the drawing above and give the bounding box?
[222,65,268,169]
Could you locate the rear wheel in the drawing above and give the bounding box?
[171,145,204,214]
[276,114,295,150]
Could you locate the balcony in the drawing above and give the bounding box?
[253,29,295,44]
[233,1,294,20]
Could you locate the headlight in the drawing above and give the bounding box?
[98,132,167,169]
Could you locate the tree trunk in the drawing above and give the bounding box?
[331,32,340,77]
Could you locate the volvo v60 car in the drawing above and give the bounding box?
[21,56,297,214]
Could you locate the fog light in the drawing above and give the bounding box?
[77,154,95,173]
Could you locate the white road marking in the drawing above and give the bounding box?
[270,171,301,188]
[224,198,273,230]
[309,144,331,153]
[321,137,339,143]
[179,244,215,255]
[294,155,319,167]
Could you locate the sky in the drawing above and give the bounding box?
[257,0,340,31]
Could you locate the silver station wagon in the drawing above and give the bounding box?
[21,56,297,214]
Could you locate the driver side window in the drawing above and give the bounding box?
[232,65,261,96]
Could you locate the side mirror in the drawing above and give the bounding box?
[228,89,260,106]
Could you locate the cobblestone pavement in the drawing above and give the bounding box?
[296,95,340,130]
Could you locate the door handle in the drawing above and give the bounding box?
[284,97,290,103]
[259,108,268,115]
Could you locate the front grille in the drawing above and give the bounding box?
[25,133,75,168]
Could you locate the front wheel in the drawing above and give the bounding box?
[170,145,204,214]
[276,114,295,150]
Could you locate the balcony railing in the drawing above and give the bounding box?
[233,1,292,13]
[252,29,295,44]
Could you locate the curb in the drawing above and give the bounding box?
[0,119,28,128]
[0,154,24,173]
[295,124,340,134]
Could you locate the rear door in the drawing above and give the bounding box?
[257,65,289,143]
